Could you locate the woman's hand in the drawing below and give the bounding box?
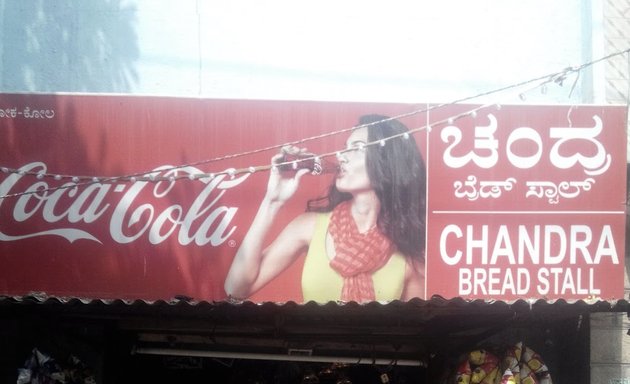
[264,146,311,204]
[224,145,316,299]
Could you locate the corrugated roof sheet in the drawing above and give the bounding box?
[2,293,628,313]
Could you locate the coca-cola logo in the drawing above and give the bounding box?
[0,162,250,246]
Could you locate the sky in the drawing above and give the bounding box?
[134,0,594,104]
[1,0,602,104]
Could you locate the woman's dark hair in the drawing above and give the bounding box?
[307,114,426,258]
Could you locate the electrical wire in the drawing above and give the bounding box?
[1,47,629,200]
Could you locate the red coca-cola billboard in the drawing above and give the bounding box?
[0,94,626,303]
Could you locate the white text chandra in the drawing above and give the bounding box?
[440,224,619,266]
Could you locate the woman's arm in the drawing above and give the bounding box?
[401,256,426,300]
[224,202,316,299]
[224,147,314,299]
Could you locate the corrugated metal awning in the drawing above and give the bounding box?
[2,293,627,367]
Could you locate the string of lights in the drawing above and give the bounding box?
[1,47,629,200]
[0,102,501,200]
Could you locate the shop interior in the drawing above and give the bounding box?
[1,297,601,383]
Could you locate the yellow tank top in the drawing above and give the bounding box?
[301,213,406,303]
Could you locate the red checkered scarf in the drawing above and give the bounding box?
[328,201,393,302]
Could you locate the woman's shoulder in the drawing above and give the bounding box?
[286,211,326,241]
[292,211,327,225]
[402,254,426,300]
[407,254,425,277]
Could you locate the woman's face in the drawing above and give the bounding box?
[336,127,372,193]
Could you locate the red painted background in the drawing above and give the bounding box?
[0,94,625,302]
[426,104,626,301]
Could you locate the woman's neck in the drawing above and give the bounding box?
[350,192,380,233]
